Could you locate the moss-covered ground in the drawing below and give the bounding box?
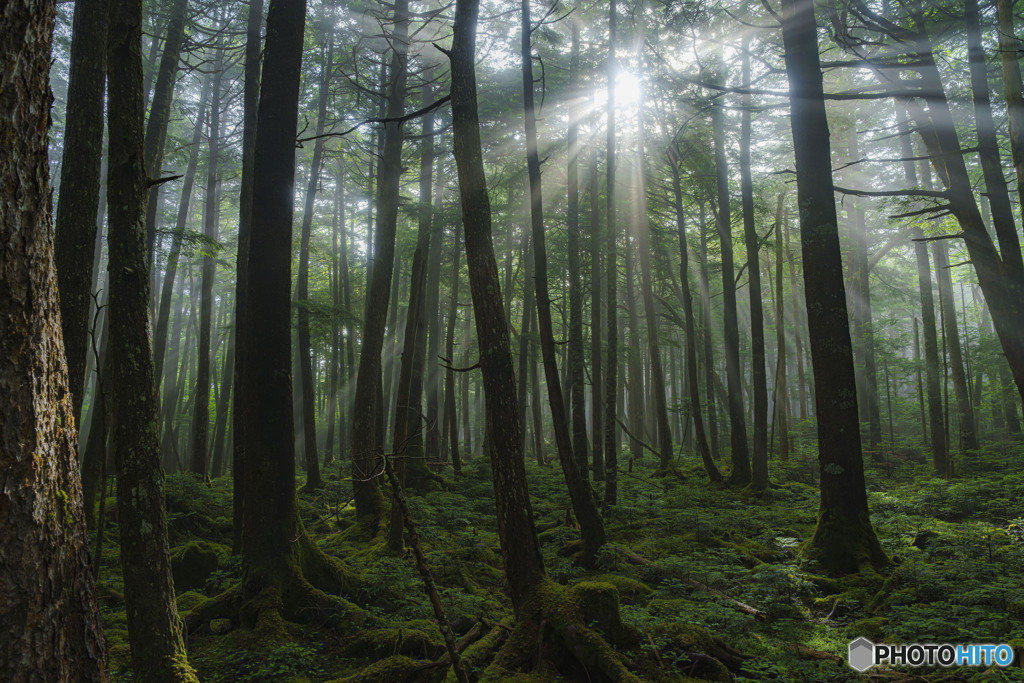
[93,438,1024,681]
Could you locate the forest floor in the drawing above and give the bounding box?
[93,436,1024,682]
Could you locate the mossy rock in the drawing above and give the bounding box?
[585,574,652,606]
[175,589,208,614]
[171,541,219,592]
[333,654,439,683]
[344,624,445,661]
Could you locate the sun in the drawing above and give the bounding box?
[614,70,642,107]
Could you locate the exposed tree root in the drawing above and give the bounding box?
[484,579,643,682]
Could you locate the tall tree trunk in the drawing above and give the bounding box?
[296,38,334,492]
[232,0,264,554]
[154,71,212,384]
[210,318,234,477]
[932,242,979,452]
[567,0,589,476]
[424,113,445,468]
[996,0,1024,227]
[449,0,545,615]
[739,41,769,489]
[698,203,720,458]
[143,0,188,271]
[784,206,809,421]
[54,0,108,423]
[405,79,439,491]
[710,71,751,484]
[351,0,410,523]
[521,0,605,563]
[772,194,791,461]
[444,219,463,472]
[670,151,722,482]
[846,128,881,447]
[603,0,619,506]
[781,0,886,575]
[0,0,108,673]
[189,38,224,478]
[106,0,197,674]
[966,0,1020,248]
[517,232,536,449]
[339,167,357,457]
[589,145,605,481]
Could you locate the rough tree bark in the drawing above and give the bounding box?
[781,0,887,575]
[106,0,198,675]
[0,0,108,676]
[54,0,108,423]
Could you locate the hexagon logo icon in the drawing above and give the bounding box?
[848,637,875,672]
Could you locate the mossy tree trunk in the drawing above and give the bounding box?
[780,0,886,575]
[106,0,197,676]
[0,0,108,676]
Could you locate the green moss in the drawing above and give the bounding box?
[331,655,433,683]
[585,574,652,606]
[850,616,888,641]
[175,590,208,614]
[344,626,444,660]
[171,541,220,592]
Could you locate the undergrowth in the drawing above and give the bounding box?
[91,437,1024,681]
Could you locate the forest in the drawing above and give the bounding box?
[2,0,1024,679]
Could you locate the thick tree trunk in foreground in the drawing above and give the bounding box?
[106,0,197,676]
[352,0,410,522]
[0,2,107,676]
[54,0,107,424]
[449,0,545,615]
[232,0,264,553]
[996,0,1024,228]
[781,0,886,575]
[521,0,605,565]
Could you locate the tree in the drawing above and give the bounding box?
[0,1,107,677]
[351,0,410,524]
[521,0,605,565]
[106,0,198,675]
[54,0,107,423]
[780,0,887,575]
[604,0,620,506]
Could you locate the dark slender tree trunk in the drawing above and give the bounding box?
[296,39,334,492]
[567,0,589,476]
[154,72,212,384]
[772,194,791,461]
[424,123,445,470]
[106,0,197,674]
[143,0,188,271]
[189,38,224,478]
[784,206,809,421]
[445,220,463,472]
[521,0,605,562]
[996,0,1024,228]
[698,203,720,458]
[351,0,410,522]
[0,1,108,674]
[449,0,546,616]
[54,0,108,424]
[711,73,750,484]
[604,0,619,506]
[670,151,722,482]
[739,41,768,488]
[932,242,979,452]
[781,0,886,575]
[589,143,605,481]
